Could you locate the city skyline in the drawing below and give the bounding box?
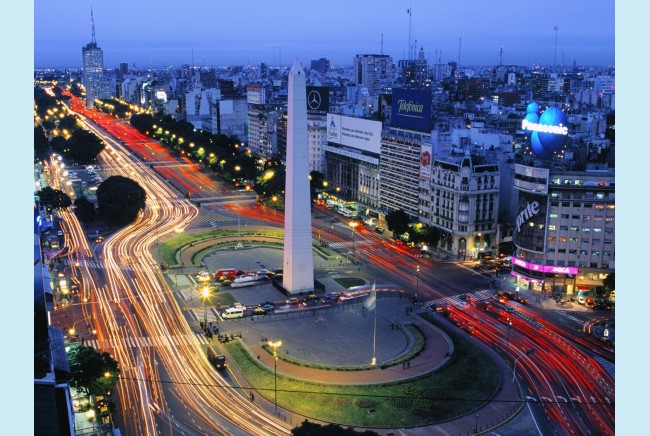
[35,0,615,69]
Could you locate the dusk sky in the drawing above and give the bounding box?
[34,0,615,69]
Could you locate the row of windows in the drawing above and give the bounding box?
[548,237,613,243]
[550,202,615,209]
[547,248,612,256]
[550,191,615,201]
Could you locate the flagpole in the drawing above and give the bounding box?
[372,301,377,366]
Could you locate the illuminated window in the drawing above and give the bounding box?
[570,238,578,242]
[547,236,556,241]
[595,204,605,210]
[607,204,615,209]
[583,228,591,232]
[549,213,558,219]
[559,237,567,242]
[549,225,557,230]
[583,215,591,221]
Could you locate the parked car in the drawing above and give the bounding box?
[322,293,340,303]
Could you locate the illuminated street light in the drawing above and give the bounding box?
[415,265,420,301]
[268,340,283,410]
[349,221,359,264]
[201,286,210,326]
[504,317,512,369]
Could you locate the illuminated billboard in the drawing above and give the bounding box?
[247,85,265,105]
[326,114,381,154]
[306,86,329,115]
[512,191,548,253]
[523,102,568,158]
[420,144,432,181]
[391,89,432,132]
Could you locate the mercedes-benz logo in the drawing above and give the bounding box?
[308,90,321,110]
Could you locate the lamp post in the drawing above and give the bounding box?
[512,349,536,382]
[201,286,210,326]
[474,413,479,434]
[267,340,282,410]
[476,232,482,259]
[504,317,512,369]
[349,221,358,264]
[415,265,420,302]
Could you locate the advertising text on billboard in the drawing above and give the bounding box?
[513,191,548,253]
[391,88,432,132]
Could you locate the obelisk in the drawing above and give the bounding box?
[283,60,314,294]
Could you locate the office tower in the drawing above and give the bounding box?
[353,54,394,95]
[81,5,105,109]
[283,60,314,294]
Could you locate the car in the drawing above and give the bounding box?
[252,307,267,315]
[322,293,340,303]
[259,303,274,312]
[95,236,104,243]
[285,297,300,305]
[375,227,385,234]
[57,230,64,237]
[307,293,319,301]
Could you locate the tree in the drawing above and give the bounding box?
[292,420,379,436]
[67,344,120,397]
[37,186,72,211]
[603,272,615,293]
[73,196,96,223]
[385,209,410,239]
[34,125,50,161]
[96,176,146,227]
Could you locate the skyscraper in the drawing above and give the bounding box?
[283,60,314,294]
[82,5,105,109]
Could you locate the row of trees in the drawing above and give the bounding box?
[385,209,442,247]
[37,175,146,228]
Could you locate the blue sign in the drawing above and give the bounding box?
[391,89,432,132]
[523,102,568,159]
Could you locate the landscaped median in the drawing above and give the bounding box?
[224,315,500,428]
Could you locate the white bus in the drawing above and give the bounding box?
[337,208,358,218]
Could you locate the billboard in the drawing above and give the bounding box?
[246,85,265,105]
[391,88,432,132]
[306,86,329,115]
[512,191,548,253]
[523,102,568,158]
[326,114,381,154]
[420,144,432,181]
[511,258,578,275]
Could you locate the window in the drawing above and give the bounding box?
[596,192,605,200]
[595,204,605,210]
[559,237,567,242]
[561,214,570,219]
[583,228,591,232]
[547,237,556,241]
[580,250,589,255]
[603,251,611,256]
[572,215,580,219]
[582,239,590,244]
[605,217,614,222]
[584,203,592,208]
[571,226,579,231]
[604,239,612,244]
[607,204,615,209]
[549,225,557,231]
[547,248,556,253]
[592,239,601,244]
[569,249,577,254]
[593,228,602,232]
[592,251,600,256]
[551,201,559,207]
[551,191,560,198]
[558,249,566,253]
[560,226,569,231]
[569,238,578,242]
[583,215,591,221]
[549,213,558,219]
[605,228,614,233]
[562,202,571,207]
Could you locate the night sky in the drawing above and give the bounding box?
[34,0,614,69]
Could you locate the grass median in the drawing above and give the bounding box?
[225,315,499,428]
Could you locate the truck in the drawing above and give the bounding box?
[213,268,238,281]
[207,347,226,370]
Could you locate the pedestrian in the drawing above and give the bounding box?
[402,362,406,370]
[407,360,410,369]
[251,392,255,402]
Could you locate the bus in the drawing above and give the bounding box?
[337,208,358,218]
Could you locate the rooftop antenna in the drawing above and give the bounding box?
[554,24,559,68]
[407,7,412,60]
[458,37,462,70]
[381,32,384,55]
[499,45,504,66]
[90,2,96,44]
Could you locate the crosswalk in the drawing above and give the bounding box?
[83,333,210,350]
[327,240,372,248]
[424,289,497,310]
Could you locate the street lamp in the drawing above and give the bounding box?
[267,340,282,410]
[512,349,536,382]
[476,232,482,259]
[201,286,210,326]
[349,221,359,264]
[504,317,512,369]
[415,265,420,301]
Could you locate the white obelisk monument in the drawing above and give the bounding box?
[283,60,314,294]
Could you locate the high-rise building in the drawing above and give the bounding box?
[81,5,105,108]
[119,62,129,78]
[353,54,394,95]
[310,57,330,74]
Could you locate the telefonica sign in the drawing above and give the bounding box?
[391,88,431,132]
[523,102,569,158]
